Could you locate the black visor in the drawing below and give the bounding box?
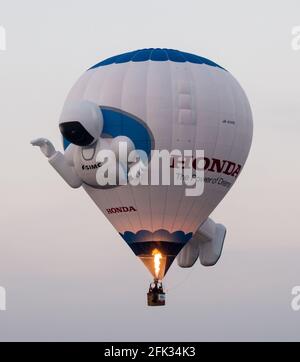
[59,121,94,146]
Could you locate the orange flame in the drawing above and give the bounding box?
[152,249,162,279]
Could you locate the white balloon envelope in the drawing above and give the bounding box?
[61,48,253,280]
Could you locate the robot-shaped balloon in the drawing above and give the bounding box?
[32,101,135,188]
[31,48,253,306]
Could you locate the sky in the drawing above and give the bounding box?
[0,0,300,341]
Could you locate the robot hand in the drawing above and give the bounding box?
[128,160,148,182]
[31,138,56,158]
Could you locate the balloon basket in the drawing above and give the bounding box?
[147,279,166,306]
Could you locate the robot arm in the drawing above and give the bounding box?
[177,218,226,267]
[110,135,145,183]
[48,151,83,188]
[31,138,83,188]
[111,136,135,160]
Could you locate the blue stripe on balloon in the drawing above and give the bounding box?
[128,242,184,258]
[120,229,193,244]
[101,108,152,156]
[88,48,225,71]
[63,107,153,156]
[119,229,193,258]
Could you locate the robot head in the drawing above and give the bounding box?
[59,100,103,146]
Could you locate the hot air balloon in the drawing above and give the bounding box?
[32,48,253,306]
